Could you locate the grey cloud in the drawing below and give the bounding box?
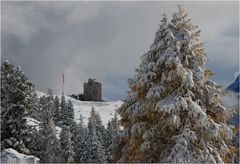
[2,1,239,100]
[222,92,239,108]
[221,24,239,38]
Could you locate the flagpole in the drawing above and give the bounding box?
[62,73,64,96]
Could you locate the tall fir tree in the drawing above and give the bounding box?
[108,113,120,137]
[60,94,66,123]
[54,95,61,125]
[34,95,48,159]
[74,114,88,162]
[62,100,76,142]
[62,100,75,126]
[96,111,108,151]
[31,127,43,159]
[88,106,107,152]
[85,119,106,162]
[38,89,59,162]
[88,106,99,133]
[60,125,75,162]
[116,6,235,163]
[36,96,47,122]
[1,61,38,154]
[47,89,55,117]
[44,118,60,163]
[106,113,120,162]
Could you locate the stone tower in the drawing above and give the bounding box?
[83,78,102,101]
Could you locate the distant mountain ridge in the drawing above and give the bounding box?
[223,75,239,126]
[227,75,239,93]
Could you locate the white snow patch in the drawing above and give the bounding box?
[55,126,62,140]
[1,148,40,163]
[26,117,40,130]
[26,117,62,139]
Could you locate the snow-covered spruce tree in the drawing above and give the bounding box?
[34,96,49,159]
[88,107,100,134]
[60,125,75,162]
[1,61,38,154]
[88,106,98,128]
[74,114,88,162]
[108,113,120,137]
[33,95,48,158]
[38,89,59,162]
[96,111,109,151]
[31,127,43,159]
[116,6,235,163]
[54,95,61,125]
[88,107,108,152]
[47,89,55,117]
[84,118,106,163]
[62,100,74,125]
[62,99,77,142]
[60,94,66,123]
[35,95,47,122]
[106,113,120,162]
[44,118,60,163]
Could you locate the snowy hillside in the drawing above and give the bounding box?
[36,91,123,127]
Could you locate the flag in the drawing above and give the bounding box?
[62,73,64,83]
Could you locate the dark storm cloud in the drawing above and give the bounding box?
[2,1,239,100]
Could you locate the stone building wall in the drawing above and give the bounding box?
[83,78,102,101]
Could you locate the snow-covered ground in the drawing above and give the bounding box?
[36,91,123,127]
[70,99,122,127]
[1,148,40,163]
[27,116,62,139]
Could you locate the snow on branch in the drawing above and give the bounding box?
[188,100,207,127]
[167,127,197,163]
[131,122,146,137]
[146,85,166,99]
[155,95,188,113]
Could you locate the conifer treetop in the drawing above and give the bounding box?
[116,6,235,163]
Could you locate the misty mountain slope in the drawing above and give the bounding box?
[227,75,239,93]
[222,92,239,126]
[36,91,123,127]
[223,76,239,126]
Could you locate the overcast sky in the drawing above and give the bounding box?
[2,1,239,100]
